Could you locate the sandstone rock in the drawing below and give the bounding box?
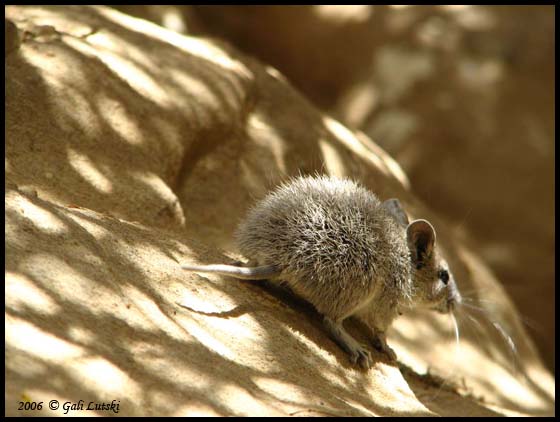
[5,19,20,56]
[5,5,554,416]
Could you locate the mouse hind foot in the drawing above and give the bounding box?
[323,317,372,369]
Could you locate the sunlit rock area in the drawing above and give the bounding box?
[5,5,554,416]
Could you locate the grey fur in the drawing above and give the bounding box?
[381,198,409,227]
[183,175,461,368]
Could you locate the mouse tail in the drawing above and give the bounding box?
[181,264,281,280]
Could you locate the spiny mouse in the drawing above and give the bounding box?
[182,175,461,368]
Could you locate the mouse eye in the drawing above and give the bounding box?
[438,269,449,285]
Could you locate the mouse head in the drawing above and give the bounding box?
[382,199,461,313]
[406,219,461,313]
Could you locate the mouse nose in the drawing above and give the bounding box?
[447,299,456,312]
[447,291,461,311]
[447,283,461,307]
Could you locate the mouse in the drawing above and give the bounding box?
[182,175,461,369]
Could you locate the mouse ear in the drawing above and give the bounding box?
[407,219,436,265]
[382,198,409,227]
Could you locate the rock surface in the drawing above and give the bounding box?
[5,6,554,416]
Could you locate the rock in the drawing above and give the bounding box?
[4,5,554,416]
[5,19,20,56]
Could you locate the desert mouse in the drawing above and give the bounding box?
[182,175,461,368]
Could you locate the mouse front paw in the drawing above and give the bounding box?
[349,343,373,369]
[371,332,397,361]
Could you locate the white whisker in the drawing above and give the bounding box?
[451,312,460,358]
[458,303,526,380]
